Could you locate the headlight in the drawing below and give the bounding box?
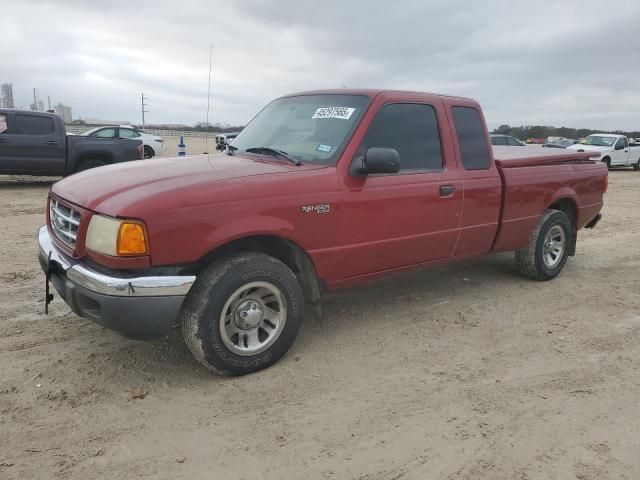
[86,214,148,256]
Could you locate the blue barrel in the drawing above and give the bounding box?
[178,136,186,156]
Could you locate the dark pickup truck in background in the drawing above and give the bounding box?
[38,89,607,375]
[0,109,143,176]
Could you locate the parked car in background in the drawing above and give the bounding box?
[567,134,640,170]
[82,126,165,158]
[543,138,578,148]
[490,134,524,146]
[0,109,143,176]
[38,89,607,374]
[215,131,241,151]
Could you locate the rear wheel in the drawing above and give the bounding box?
[76,159,107,172]
[180,252,304,375]
[633,159,640,171]
[515,209,572,281]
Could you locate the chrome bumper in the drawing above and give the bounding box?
[38,225,195,297]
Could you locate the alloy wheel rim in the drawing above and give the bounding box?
[219,281,287,356]
[543,225,565,268]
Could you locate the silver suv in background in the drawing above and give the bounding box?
[490,134,525,146]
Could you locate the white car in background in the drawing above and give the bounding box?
[82,125,165,158]
[568,134,640,170]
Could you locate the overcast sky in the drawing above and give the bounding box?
[2,0,639,130]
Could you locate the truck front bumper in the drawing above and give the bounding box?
[37,226,196,339]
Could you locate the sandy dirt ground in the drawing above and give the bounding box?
[158,135,212,158]
[1,170,639,480]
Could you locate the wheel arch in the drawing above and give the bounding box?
[547,196,578,256]
[75,152,113,167]
[192,234,322,304]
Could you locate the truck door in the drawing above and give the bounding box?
[444,102,502,256]
[612,137,629,166]
[340,99,463,277]
[0,112,65,174]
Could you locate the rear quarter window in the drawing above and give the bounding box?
[452,107,491,170]
[15,114,55,135]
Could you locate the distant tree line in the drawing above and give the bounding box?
[492,124,640,140]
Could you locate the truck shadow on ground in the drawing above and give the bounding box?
[76,252,522,382]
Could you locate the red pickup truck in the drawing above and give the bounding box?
[38,89,607,375]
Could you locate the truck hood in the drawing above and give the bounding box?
[566,144,608,153]
[52,154,324,215]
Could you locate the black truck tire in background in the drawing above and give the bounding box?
[515,209,573,281]
[180,252,304,375]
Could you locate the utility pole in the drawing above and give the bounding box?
[32,88,38,110]
[48,96,51,110]
[141,93,149,128]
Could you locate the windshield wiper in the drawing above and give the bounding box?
[244,147,301,166]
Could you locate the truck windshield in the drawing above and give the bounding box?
[231,94,370,165]
[585,136,615,147]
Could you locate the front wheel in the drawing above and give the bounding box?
[180,252,304,375]
[143,146,155,159]
[515,209,573,281]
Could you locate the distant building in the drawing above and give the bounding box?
[0,83,14,108]
[54,103,73,123]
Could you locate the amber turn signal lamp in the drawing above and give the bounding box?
[117,222,148,255]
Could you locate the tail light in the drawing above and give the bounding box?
[604,173,608,193]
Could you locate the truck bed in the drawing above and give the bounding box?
[490,146,607,253]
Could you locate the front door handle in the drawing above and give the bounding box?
[45,140,58,145]
[0,139,8,143]
[439,185,456,197]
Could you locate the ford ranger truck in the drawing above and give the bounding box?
[37,90,607,375]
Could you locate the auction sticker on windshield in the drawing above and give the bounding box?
[312,107,355,120]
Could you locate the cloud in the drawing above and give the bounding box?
[2,0,639,129]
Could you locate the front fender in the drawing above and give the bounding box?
[201,215,301,254]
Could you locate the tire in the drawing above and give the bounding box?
[633,159,640,171]
[602,156,611,169]
[143,146,155,159]
[515,209,573,281]
[180,252,304,375]
[76,159,107,172]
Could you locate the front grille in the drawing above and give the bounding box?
[50,198,81,247]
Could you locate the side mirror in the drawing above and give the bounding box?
[350,147,400,176]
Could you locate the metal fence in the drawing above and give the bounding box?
[65,125,217,139]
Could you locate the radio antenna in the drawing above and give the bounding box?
[204,43,213,154]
